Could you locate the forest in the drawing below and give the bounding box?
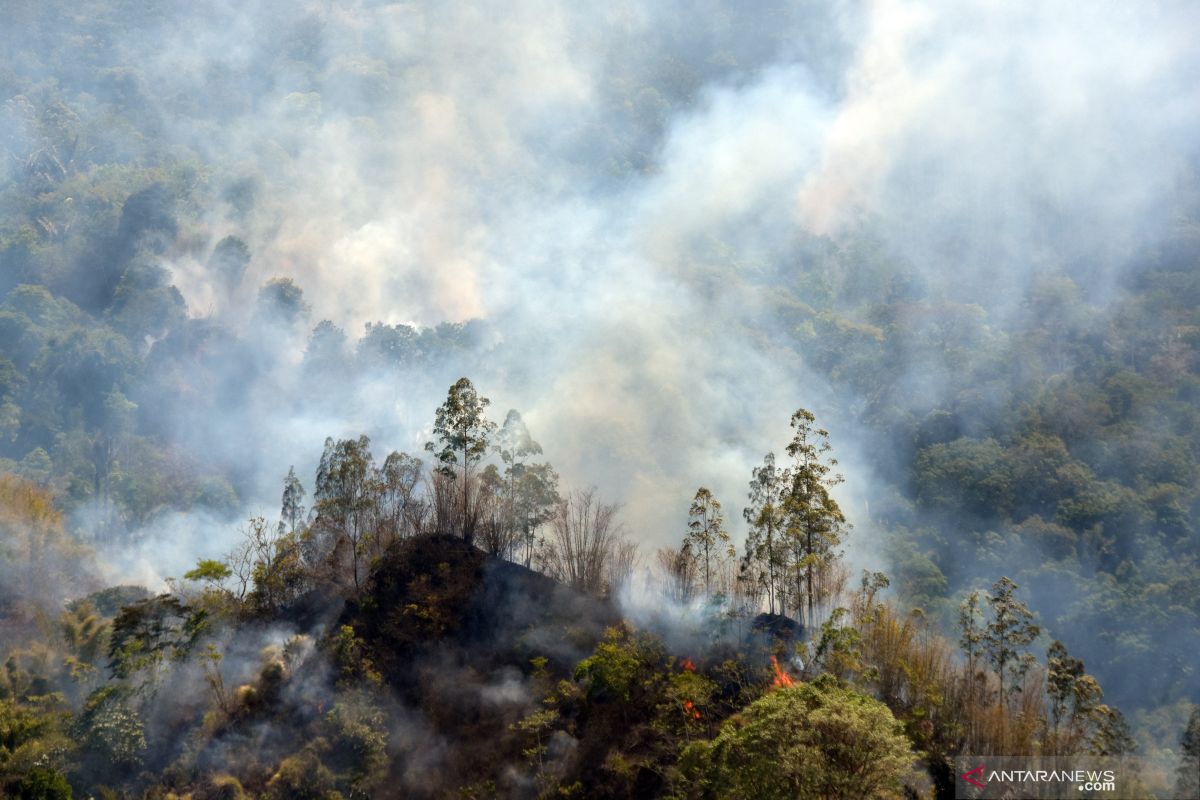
[2,0,1200,798]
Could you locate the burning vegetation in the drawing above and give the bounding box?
[770,656,795,689]
[0,376,1174,798]
[3,4,1200,794]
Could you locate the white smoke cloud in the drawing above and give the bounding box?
[65,0,1197,574]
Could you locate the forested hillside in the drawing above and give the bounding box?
[2,1,1200,798]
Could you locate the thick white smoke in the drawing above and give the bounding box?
[71,0,1198,571]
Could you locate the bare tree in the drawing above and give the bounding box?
[537,488,632,596]
[655,545,698,604]
[608,539,640,594]
[374,451,425,546]
[228,516,307,611]
[476,464,518,556]
[429,469,462,538]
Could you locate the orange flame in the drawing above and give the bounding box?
[770,656,795,689]
[683,699,701,720]
[679,658,696,672]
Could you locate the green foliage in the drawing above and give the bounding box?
[313,435,376,589]
[676,676,917,800]
[184,558,232,584]
[916,437,1013,516]
[806,608,867,682]
[331,626,381,687]
[982,577,1040,703]
[280,466,306,535]
[0,696,70,781]
[265,744,340,800]
[741,452,789,615]
[106,594,206,679]
[781,409,848,626]
[71,586,150,618]
[230,516,308,612]
[323,691,388,792]
[60,601,109,683]
[425,377,497,481]
[106,262,186,340]
[0,5,1198,796]
[9,766,73,799]
[684,487,732,597]
[73,685,145,772]
[573,626,661,704]
[489,410,559,563]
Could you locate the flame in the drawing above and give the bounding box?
[683,699,701,720]
[770,656,795,689]
[679,658,696,672]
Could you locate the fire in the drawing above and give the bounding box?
[683,699,701,720]
[770,656,795,689]
[679,657,696,672]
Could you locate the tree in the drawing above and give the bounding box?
[9,766,72,799]
[0,474,83,610]
[495,409,543,557]
[229,516,307,611]
[92,388,136,541]
[1088,706,1135,757]
[60,600,109,689]
[685,488,732,597]
[513,462,560,567]
[107,262,187,341]
[783,409,848,627]
[496,409,541,472]
[476,463,512,556]
[958,590,985,678]
[425,378,497,545]
[107,595,205,681]
[1045,640,1102,753]
[375,451,424,543]
[982,577,1040,706]
[1175,705,1200,800]
[256,277,310,327]
[357,322,419,368]
[280,466,305,535]
[265,746,338,800]
[74,686,147,780]
[742,453,790,615]
[313,436,376,590]
[656,545,698,604]
[677,676,917,799]
[303,320,350,382]
[958,589,986,746]
[208,235,250,293]
[539,489,630,596]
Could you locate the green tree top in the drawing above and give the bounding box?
[677,676,917,799]
[983,576,1040,704]
[425,377,496,480]
[685,487,732,597]
[782,408,848,626]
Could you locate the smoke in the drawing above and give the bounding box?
[805,1,1199,305]
[55,0,860,553]
[7,0,1200,733]
[139,0,1196,533]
